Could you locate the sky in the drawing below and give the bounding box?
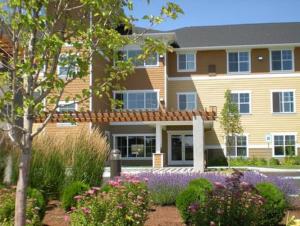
[129,0,300,31]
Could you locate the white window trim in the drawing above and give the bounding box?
[269,48,295,73]
[119,49,159,68]
[226,50,251,74]
[224,134,249,158]
[113,133,155,160]
[176,92,197,111]
[176,52,197,72]
[231,90,252,115]
[270,89,296,114]
[113,89,160,111]
[57,53,79,79]
[56,101,78,127]
[271,132,298,157]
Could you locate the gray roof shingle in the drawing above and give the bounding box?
[140,22,300,48]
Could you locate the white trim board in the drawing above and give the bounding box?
[168,73,300,81]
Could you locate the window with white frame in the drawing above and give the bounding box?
[228,51,250,73]
[114,90,158,110]
[114,135,156,158]
[231,92,251,114]
[271,50,293,71]
[57,101,77,112]
[57,54,78,79]
[177,53,196,72]
[177,93,196,110]
[272,91,295,113]
[273,134,296,157]
[119,49,158,67]
[226,135,247,157]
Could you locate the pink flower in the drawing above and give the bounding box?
[108,180,121,187]
[70,207,76,211]
[74,195,83,200]
[92,186,100,191]
[86,189,96,195]
[81,207,91,215]
[214,182,226,189]
[64,215,70,222]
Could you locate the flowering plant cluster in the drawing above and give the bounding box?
[0,187,42,226]
[69,175,150,226]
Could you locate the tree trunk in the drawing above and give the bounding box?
[14,117,33,226]
[3,154,13,185]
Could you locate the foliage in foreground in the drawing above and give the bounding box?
[229,156,300,167]
[175,170,287,226]
[0,187,45,226]
[69,175,150,226]
[10,129,109,198]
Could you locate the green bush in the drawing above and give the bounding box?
[61,181,89,211]
[253,158,268,166]
[269,158,280,166]
[0,187,42,225]
[256,182,287,225]
[283,156,300,166]
[70,176,150,226]
[27,188,46,219]
[176,178,212,223]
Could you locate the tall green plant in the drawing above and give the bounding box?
[219,90,243,167]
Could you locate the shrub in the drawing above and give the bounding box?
[176,178,212,223]
[283,156,300,166]
[0,187,42,225]
[269,158,280,166]
[27,188,46,219]
[256,182,287,225]
[70,175,150,226]
[61,181,89,211]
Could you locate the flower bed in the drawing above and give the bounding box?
[69,175,150,226]
[137,170,297,206]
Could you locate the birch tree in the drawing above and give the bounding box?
[0,1,183,225]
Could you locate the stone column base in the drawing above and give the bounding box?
[152,153,165,168]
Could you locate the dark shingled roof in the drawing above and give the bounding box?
[141,22,300,48]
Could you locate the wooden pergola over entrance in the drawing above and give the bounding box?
[35,109,217,123]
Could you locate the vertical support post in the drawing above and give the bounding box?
[193,115,204,172]
[153,123,164,168]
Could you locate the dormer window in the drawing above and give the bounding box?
[271,49,293,72]
[177,52,196,72]
[228,51,250,73]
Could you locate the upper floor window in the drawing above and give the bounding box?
[177,52,196,72]
[57,101,77,112]
[228,51,250,73]
[231,91,251,114]
[271,50,293,72]
[273,134,296,157]
[114,90,159,110]
[120,49,159,67]
[272,90,295,113]
[226,135,248,157]
[177,92,196,110]
[57,54,77,79]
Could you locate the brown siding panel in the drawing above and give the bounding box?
[251,49,270,73]
[294,47,300,72]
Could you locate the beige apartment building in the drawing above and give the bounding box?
[40,23,300,169]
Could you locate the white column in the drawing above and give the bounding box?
[193,115,204,172]
[155,123,162,153]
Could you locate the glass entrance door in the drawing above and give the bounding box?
[169,133,193,165]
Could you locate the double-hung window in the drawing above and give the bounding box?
[119,49,159,67]
[57,101,77,113]
[228,51,250,73]
[57,54,78,79]
[273,134,296,157]
[177,53,196,72]
[226,135,248,157]
[114,90,158,110]
[272,90,295,113]
[114,135,156,158]
[271,50,293,72]
[177,92,197,110]
[231,92,251,114]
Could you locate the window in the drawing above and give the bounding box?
[114,90,158,110]
[177,53,196,72]
[272,91,295,113]
[57,101,77,112]
[177,93,196,110]
[114,135,156,158]
[273,134,296,157]
[57,54,78,79]
[226,135,248,157]
[271,50,293,71]
[228,51,250,73]
[119,49,159,67]
[231,92,251,114]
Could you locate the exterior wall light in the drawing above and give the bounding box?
[258,56,264,61]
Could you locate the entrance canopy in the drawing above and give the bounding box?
[35,108,217,123]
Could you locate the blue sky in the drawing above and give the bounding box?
[129,0,300,31]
